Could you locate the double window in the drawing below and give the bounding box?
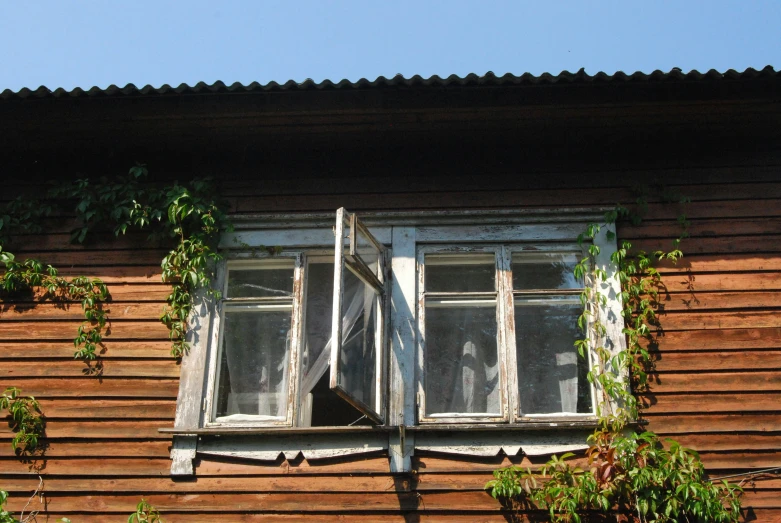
[418,247,592,424]
[208,209,388,427]
[203,208,611,430]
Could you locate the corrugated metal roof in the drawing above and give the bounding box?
[1,66,778,100]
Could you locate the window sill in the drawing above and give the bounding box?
[160,425,394,436]
[408,419,599,432]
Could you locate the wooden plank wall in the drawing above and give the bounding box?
[1,167,780,521]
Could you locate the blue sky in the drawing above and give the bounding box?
[1,1,779,91]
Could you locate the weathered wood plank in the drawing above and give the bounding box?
[654,310,781,330]
[3,249,168,266]
[661,433,781,452]
[648,351,781,372]
[650,291,781,311]
[644,413,781,433]
[0,341,174,359]
[632,235,781,255]
[2,359,180,378]
[8,232,159,252]
[0,474,404,493]
[0,378,179,398]
[0,458,172,476]
[0,513,537,523]
[646,371,781,393]
[620,217,781,238]
[658,272,781,292]
[0,301,167,321]
[35,399,176,419]
[0,420,171,439]
[656,254,781,273]
[0,320,170,340]
[0,440,172,458]
[641,328,781,351]
[696,452,781,472]
[641,393,781,412]
[0,455,394,476]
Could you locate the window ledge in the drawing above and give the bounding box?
[409,420,599,432]
[160,425,394,436]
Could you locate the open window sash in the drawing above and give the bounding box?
[329,208,387,424]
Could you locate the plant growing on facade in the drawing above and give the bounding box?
[487,195,744,522]
[0,165,231,360]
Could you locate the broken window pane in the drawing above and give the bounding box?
[514,298,592,414]
[425,254,496,293]
[512,253,580,291]
[424,301,500,415]
[215,305,292,420]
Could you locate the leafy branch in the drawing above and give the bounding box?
[487,430,742,523]
[0,254,109,369]
[0,388,45,455]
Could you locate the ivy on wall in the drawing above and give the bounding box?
[487,192,744,523]
[0,166,231,362]
[0,166,231,457]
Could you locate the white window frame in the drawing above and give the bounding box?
[416,243,598,426]
[167,208,625,475]
[204,254,304,428]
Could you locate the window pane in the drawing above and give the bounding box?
[215,307,292,419]
[354,223,382,276]
[514,300,592,414]
[335,264,379,412]
[301,261,334,389]
[425,254,495,292]
[424,302,500,415]
[227,261,295,298]
[512,253,580,290]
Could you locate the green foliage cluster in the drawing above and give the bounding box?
[0,490,17,523]
[0,255,109,365]
[127,499,163,523]
[488,190,743,522]
[48,165,230,357]
[0,165,231,359]
[0,388,44,455]
[488,430,741,523]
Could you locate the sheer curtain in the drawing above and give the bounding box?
[300,275,368,400]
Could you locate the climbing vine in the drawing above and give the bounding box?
[0,165,231,361]
[487,190,744,522]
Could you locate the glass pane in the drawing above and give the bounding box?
[354,223,382,278]
[227,261,295,298]
[425,254,495,293]
[424,302,500,415]
[514,299,592,414]
[301,261,334,391]
[215,307,292,419]
[512,253,581,290]
[335,265,379,412]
